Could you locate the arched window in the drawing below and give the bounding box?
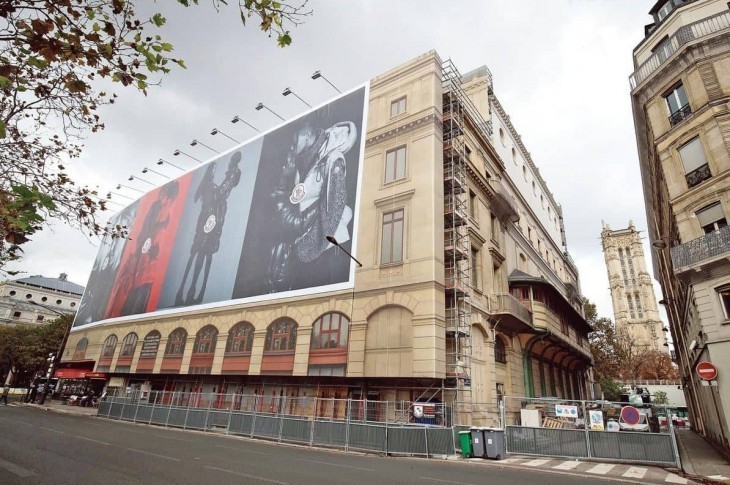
[311,313,349,350]
[165,328,187,356]
[101,335,118,358]
[120,332,138,357]
[264,318,297,352]
[226,322,254,354]
[73,338,88,360]
[194,325,218,354]
[140,331,161,359]
[494,337,507,364]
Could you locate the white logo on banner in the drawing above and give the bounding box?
[203,214,217,233]
[141,237,152,254]
[289,183,306,204]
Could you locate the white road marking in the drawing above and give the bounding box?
[665,473,688,483]
[215,444,267,455]
[623,467,647,479]
[39,427,64,434]
[421,477,476,485]
[552,460,580,470]
[523,459,550,467]
[205,465,289,484]
[0,458,36,477]
[126,448,180,462]
[297,458,374,472]
[155,434,193,442]
[74,435,109,446]
[707,476,729,481]
[586,463,615,475]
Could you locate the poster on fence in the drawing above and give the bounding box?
[589,410,605,430]
[555,405,579,418]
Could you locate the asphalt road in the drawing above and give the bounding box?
[0,405,622,485]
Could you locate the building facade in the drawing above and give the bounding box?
[63,51,592,426]
[630,0,730,454]
[600,221,665,350]
[0,273,83,324]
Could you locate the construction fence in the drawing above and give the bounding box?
[503,396,681,467]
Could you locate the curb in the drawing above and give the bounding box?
[10,402,98,418]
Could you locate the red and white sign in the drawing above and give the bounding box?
[620,406,641,425]
[696,361,718,381]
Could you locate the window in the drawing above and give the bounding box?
[381,209,404,264]
[56,299,62,305]
[8,290,15,296]
[511,147,517,164]
[471,248,480,288]
[12,311,21,318]
[120,332,138,357]
[494,338,507,363]
[41,296,47,302]
[101,335,118,358]
[194,325,218,354]
[496,383,504,402]
[384,146,406,183]
[311,313,349,350]
[165,328,187,356]
[469,190,478,220]
[627,296,635,319]
[679,137,711,187]
[490,213,499,243]
[390,96,406,117]
[499,127,506,146]
[656,1,673,21]
[718,285,730,320]
[140,331,161,359]
[665,83,690,125]
[635,294,644,318]
[696,202,727,234]
[226,322,254,354]
[36,315,44,322]
[70,302,76,307]
[73,338,88,360]
[25,293,31,299]
[264,318,297,352]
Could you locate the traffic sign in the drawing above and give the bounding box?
[620,405,641,425]
[696,361,718,381]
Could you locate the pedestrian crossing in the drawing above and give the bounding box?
[468,456,698,484]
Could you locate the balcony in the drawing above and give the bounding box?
[685,163,712,188]
[671,224,730,274]
[489,293,533,333]
[487,178,520,223]
[669,103,692,126]
[630,10,730,90]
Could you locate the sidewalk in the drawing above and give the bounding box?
[675,428,730,483]
[10,398,99,417]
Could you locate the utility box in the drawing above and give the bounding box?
[482,427,505,460]
[470,427,486,458]
[521,408,542,427]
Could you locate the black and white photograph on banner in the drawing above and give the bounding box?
[73,201,139,327]
[233,85,366,299]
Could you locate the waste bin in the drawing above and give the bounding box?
[482,427,505,460]
[458,431,473,458]
[470,427,486,458]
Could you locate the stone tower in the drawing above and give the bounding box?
[600,221,664,351]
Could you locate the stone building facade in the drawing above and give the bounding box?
[0,274,83,325]
[63,51,592,425]
[600,221,665,351]
[630,0,730,455]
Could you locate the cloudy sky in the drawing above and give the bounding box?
[7,0,667,325]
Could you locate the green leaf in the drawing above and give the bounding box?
[278,32,292,47]
[160,42,173,52]
[93,22,100,32]
[152,13,166,27]
[0,120,6,139]
[0,76,10,88]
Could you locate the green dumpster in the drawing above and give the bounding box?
[459,430,473,458]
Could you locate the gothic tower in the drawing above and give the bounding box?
[600,221,664,351]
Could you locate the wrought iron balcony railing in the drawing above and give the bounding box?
[630,10,730,89]
[671,224,730,273]
[669,103,692,126]
[685,163,712,188]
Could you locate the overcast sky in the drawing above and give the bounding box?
[7,0,668,326]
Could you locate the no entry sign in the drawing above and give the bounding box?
[620,406,641,425]
[696,362,718,381]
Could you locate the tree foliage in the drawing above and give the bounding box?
[0,0,310,273]
[585,300,678,382]
[652,390,670,405]
[0,314,72,386]
[599,377,626,402]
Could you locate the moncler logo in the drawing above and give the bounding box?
[141,237,152,254]
[290,183,306,204]
[204,214,217,233]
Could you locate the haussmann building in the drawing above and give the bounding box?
[63,51,593,426]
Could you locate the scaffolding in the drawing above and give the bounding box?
[441,60,475,405]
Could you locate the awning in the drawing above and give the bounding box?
[55,369,108,379]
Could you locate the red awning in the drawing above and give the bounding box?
[55,369,108,379]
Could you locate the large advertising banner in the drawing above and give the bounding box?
[73,85,367,329]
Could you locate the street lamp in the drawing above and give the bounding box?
[325,235,362,267]
[157,158,186,172]
[210,128,240,143]
[115,183,143,193]
[190,139,219,154]
[255,102,285,121]
[282,87,312,108]
[28,301,72,406]
[128,175,154,186]
[311,70,341,93]
[142,167,170,180]
[173,149,202,163]
[230,116,260,132]
[652,236,678,249]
